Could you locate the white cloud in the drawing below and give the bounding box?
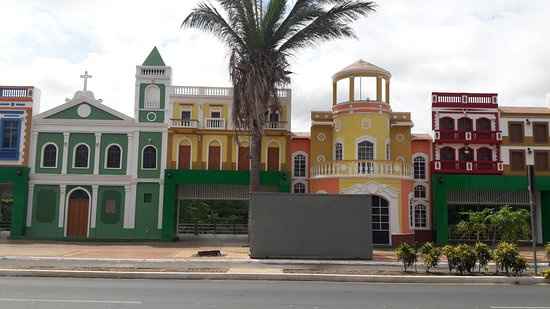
[1,0,549,133]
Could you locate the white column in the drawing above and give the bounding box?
[127,132,135,177]
[58,185,66,228]
[123,184,134,228]
[91,185,99,228]
[62,133,70,175]
[130,131,139,177]
[93,133,101,175]
[157,180,164,229]
[157,130,168,229]
[29,131,38,174]
[25,184,34,227]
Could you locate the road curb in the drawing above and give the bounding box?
[0,268,546,285]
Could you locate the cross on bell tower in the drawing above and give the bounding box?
[80,70,93,91]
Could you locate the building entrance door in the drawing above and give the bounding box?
[66,189,89,238]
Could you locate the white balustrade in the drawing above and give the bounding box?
[0,87,33,98]
[170,86,291,99]
[170,119,198,128]
[206,118,226,129]
[311,160,412,179]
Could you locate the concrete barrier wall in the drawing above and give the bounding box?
[249,193,373,260]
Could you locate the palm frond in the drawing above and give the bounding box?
[279,1,376,52]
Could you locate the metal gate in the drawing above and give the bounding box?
[371,195,390,245]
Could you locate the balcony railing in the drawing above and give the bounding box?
[0,86,34,99]
[435,130,502,144]
[311,160,412,179]
[170,86,291,99]
[265,121,288,130]
[432,92,498,107]
[170,119,199,128]
[432,160,503,174]
[206,118,226,129]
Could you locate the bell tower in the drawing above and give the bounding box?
[135,47,172,124]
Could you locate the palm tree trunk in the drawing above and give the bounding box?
[249,130,262,192]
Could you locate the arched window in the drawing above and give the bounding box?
[293,154,306,177]
[357,140,374,161]
[413,156,426,179]
[335,143,343,161]
[293,182,306,194]
[144,85,161,109]
[458,117,473,132]
[414,185,426,199]
[73,144,90,168]
[414,204,427,228]
[459,147,474,161]
[440,147,456,161]
[476,118,491,132]
[142,146,157,169]
[477,147,493,161]
[42,143,58,168]
[439,117,454,131]
[106,144,122,169]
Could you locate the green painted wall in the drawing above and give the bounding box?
[46,104,122,120]
[161,170,290,240]
[139,83,165,110]
[432,174,550,244]
[26,185,63,239]
[138,132,162,179]
[91,186,128,239]
[67,133,95,175]
[0,167,28,238]
[135,182,161,239]
[35,133,63,174]
[138,111,165,123]
[99,134,128,175]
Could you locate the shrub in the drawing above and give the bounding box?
[420,242,442,273]
[396,243,417,272]
[511,256,528,277]
[494,242,521,276]
[454,244,477,275]
[474,242,492,273]
[543,269,550,280]
[442,245,458,273]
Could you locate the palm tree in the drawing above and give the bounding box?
[182,0,376,191]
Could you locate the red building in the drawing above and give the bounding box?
[432,92,503,175]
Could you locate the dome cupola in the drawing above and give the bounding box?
[332,59,391,105]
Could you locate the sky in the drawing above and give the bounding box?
[1,0,550,134]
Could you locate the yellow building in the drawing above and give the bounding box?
[307,60,432,245]
[167,86,292,173]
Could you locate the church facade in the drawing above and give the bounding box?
[23,53,168,240]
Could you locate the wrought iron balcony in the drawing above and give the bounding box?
[311,160,412,179]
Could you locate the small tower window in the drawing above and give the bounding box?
[413,156,426,179]
[293,154,306,177]
[144,85,161,109]
[335,143,343,161]
[293,182,306,194]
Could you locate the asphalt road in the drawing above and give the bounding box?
[0,277,548,309]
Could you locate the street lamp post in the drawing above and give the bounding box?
[526,148,538,275]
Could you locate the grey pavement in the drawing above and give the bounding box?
[0,277,548,309]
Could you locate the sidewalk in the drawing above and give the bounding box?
[0,240,547,284]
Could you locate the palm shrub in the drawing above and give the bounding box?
[474,242,492,273]
[543,269,550,280]
[442,245,458,273]
[396,243,417,272]
[494,241,521,275]
[182,0,376,191]
[420,242,442,273]
[511,256,527,277]
[454,244,477,275]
